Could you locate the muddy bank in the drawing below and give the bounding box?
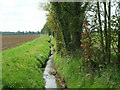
[50,59,68,89]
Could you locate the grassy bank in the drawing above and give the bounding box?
[1,35,50,88]
[51,36,120,88]
[54,53,120,88]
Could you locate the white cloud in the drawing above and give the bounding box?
[0,0,47,32]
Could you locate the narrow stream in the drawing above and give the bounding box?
[43,47,57,88]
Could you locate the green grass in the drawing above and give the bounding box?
[52,36,120,88]
[54,53,120,88]
[1,35,50,88]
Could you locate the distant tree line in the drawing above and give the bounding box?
[1,31,41,35]
[41,23,52,35]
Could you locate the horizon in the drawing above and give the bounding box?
[0,31,41,32]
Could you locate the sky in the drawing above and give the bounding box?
[0,0,47,32]
[0,0,118,32]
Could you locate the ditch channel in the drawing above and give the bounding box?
[43,41,67,89]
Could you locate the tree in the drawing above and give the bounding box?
[41,23,52,35]
[97,2,105,61]
[116,2,120,68]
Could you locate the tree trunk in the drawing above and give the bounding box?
[103,2,109,64]
[118,30,120,67]
[73,2,84,49]
[97,2,105,62]
[118,7,120,68]
[108,1,111,63]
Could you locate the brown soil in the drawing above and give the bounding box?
[1,35,40,51]
[50,56,68,89]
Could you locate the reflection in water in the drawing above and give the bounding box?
[43,51,57,88]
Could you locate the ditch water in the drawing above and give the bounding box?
[43,47,57,88]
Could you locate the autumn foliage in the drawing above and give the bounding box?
[80,19,93,62]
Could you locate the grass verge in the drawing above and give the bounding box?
[52,37,120,88]
[54,53,120,88]
[1,35,50,88]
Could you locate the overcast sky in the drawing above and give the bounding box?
[0,0,47,32]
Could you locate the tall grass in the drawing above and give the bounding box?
[52,36,120,88]
[1,35,50,88]
[54,53,120,88]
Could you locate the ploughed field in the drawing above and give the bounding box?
[2,35,40,51]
